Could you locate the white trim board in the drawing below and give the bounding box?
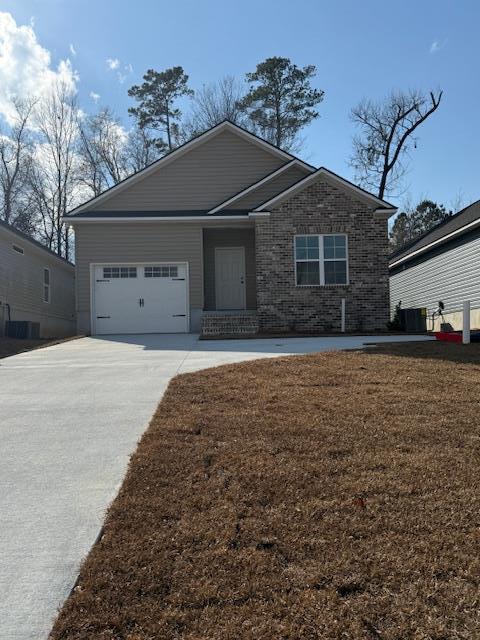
[207,159,314,214]
[65,215,254,225]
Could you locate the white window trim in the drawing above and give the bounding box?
[43,267,51,303]
[294,234,349,287]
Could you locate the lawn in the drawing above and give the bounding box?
[51,341,480,640]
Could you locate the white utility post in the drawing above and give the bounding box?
[463,300,471,344]
[341,298,346,333]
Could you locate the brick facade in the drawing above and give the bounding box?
[254,176,390,333]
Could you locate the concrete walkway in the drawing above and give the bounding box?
[0,333,431,639]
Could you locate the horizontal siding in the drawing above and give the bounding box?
[231,165,310,210]
[0,228,75,328]
[74,223,204,323]
[96,130,285,211]
[203,228,256,310]
[390,235,480,316]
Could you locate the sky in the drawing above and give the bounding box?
[0,0,478,211]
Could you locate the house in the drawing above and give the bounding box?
[65,121,396,337]
[389,199,480,331]
[0,220,75,338]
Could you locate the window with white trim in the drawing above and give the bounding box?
[295,234,348,285]
[43,268,50,303]
[103,266,137,279]
[144,265,178,278]
[12,244,24,254]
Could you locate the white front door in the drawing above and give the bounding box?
[215,247,246,310]
[93,263,188,334]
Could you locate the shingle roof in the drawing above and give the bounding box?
[389,199,480,265]
[0,218,74,266]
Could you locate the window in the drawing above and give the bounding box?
[43,268,50,303]
[103,266,137,279]
[144,265,178,278]
[295,234,348,286]
[12,244,24,255]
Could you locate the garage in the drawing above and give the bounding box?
[92,263,189,334]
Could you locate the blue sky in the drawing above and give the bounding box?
[1,0,478,210]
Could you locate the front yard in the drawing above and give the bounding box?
[51,342,480,639]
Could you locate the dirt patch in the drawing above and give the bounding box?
[0,336,80,359]
[51,341,480,639]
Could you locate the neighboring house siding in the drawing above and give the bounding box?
[0,227,75,338]
[230,165,310,210]
[203,227,256,310]
[95,130,285,212]
[390,231,480,330]
[254,177,390,332]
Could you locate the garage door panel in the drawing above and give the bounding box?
[93,263,188,335]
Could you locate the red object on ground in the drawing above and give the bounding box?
[434,332,462,343]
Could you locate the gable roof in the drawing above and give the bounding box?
[0,219,74,267]
[253,167,396,212]
[207,159,314,214]
[67,121,299,217]
[389,199,480,268]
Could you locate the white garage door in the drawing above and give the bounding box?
[93,263,188,335]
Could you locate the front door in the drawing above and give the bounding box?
[215,247,246,310]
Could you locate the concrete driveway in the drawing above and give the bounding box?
[0,333,431,639]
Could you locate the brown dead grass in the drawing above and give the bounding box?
[51,342,480,640]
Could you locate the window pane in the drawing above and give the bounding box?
[296,261,320,285]
[296,247,307,260]
[324,260,347,285]
[44,285,49,302]
[44,268,50,285]
[324,235,346,260]
[296,236,319,260]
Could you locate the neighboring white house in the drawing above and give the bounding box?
[0,220,76,338]
[389,200,480,331]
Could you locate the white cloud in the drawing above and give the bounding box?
[106,57,133,84]
[69,43,76,56]
[89,91,100,103]
[106,57,120,70]
[430,39,447,54]
[0,12,78,123]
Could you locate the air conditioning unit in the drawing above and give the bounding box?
[5,321,41,339]
[399,308,427,333]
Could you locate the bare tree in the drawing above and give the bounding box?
[0,98,36,232]
[184,76,248,137]
[126,125,160,173]
[350,89,443,199]
[30,83,80,260]
[78,107,129,196]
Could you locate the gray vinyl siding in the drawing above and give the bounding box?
[95,130,285,212]
[203,228,256,310]
[0,226,75,337]
[75,223,204,333]
[231,165,310,210]
[390,234,480,317]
